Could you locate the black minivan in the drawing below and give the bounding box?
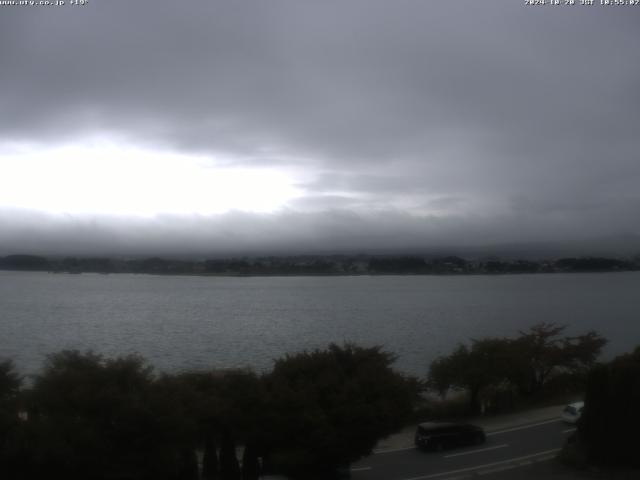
[414,422,486,451]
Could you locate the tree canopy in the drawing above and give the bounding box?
[1,344,420,480]
[428,323,607,414]
[429,338,513,415]
[0,360,21,402]
[0,360,23,476]
[262,343,420,477]
[21,350,196,480]
[579,346,640,467]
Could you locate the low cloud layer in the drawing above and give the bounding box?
[1,208,637,259]
[1,1,639,256]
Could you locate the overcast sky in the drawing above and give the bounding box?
[1,0,639,257]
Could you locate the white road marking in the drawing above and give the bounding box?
[350,466,372,472]
[443,444,509,458]
[563,428,576,433]
[486,418,561,436]
[399,448,561,480]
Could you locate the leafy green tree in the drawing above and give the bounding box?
[0,360,23,476]
[202,433,219,479]
[159,368,266,480]
[428,338,512,415]
[579,346,640,467]
[262,343,420,478]
[219,430,241,480]
[241,442,260,480]
[428,324,607,414]
[24,350,195,480]
[0,360,21,400]
[510,323,606,396]
[178,447,200,480]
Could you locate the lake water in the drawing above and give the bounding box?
[1,270,639,377]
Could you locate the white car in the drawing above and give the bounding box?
[562,401,584,424]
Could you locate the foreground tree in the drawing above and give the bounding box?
[428,323,607,414]
[23,351,196,480]
[241,442,260,480]
[510,323,607,396]
[0,360,21,400]
[159,368,266,480]
[219,430,241,480]
[578,346,640,467]
[428,338,513,415]
[262,343,420,478]
[201,433,219,479]
[0,360,23,476]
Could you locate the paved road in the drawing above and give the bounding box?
[350,418,575,480]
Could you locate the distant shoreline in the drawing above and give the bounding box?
[1,253,638,277]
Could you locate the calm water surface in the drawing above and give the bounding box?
[1,271,638,376]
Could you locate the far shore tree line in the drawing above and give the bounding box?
[1,253,639,276]
[1,323,638,479]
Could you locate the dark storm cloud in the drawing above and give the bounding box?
[1,0,639,254]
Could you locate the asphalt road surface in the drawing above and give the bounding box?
[350,418,575,480]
